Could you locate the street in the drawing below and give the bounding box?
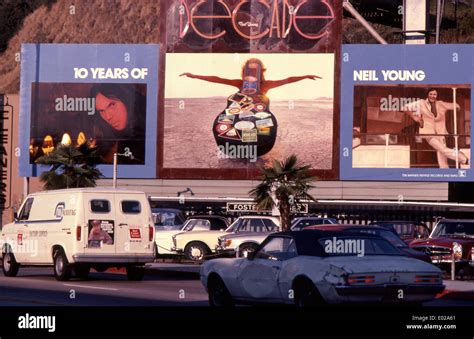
[0,267,208,306]
[1,266,473,307]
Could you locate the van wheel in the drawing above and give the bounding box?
[184,242,209,261]
[2,252,20,277]
[53,250,72,281]
[126,266,145,281]
[74,265,90,280]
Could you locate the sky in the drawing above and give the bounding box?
[165,53,334,100]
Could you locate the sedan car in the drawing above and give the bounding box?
[369,221,430,243]
[201,231,444,306]
[173,216,280,261]
[410,219,474,277]
[307,225,431,262]
[155,217,228,257]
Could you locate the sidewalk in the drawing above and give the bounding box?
[438,279,474,301]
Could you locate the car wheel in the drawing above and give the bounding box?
[126,266,145,281]
[74,265,90,280]
[2,251,20,277]
[208,276,234,307]
[238,243,258,258]
[53,250,72,281]
[184,242,209,261]
[294,278,323,307]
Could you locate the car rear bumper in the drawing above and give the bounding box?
[335,284,445,298]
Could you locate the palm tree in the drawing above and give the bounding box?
[249,154,316,231]
[35,143,103,190]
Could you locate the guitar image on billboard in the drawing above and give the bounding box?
[180,58,321,158]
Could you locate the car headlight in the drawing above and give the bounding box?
[452,242,462,260]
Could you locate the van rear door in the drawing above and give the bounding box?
[114,195,148,254]
[83,195,117,255]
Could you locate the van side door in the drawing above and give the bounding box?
[83,196,117,255]
[114,195,148,254]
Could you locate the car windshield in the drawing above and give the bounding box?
[152,209,185,230]
[318,237,402,256]
[291,218,335,230]
[431,222,474,238]
[346,229,407,248]
[392,224,417,237]
[181,219,211,231]
[225,219,241,233]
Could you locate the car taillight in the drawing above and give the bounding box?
[471,249,474,262]
[347,275,375,285]
[415,275,441,283]
[76,225,82,241]
[149,225,154,242]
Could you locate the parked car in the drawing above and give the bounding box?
[185,215,229,231]
[290,217,338,231]
[370,221,430,243]
[201,230,444,306]
[217,232,271,258]
[172,216,280,261]
[307,225,431,262]
[154,217,229,256]
[410,219,474,277]
[152,208,186,231]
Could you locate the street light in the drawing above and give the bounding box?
[113,149,134,188]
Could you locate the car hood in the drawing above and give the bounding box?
[177,230,228,238]
[399,247,431,262]
[322,255,440,274]
[154,230,183,238]
[411,236,474,248]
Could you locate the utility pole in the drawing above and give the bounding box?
[112,150,134,189]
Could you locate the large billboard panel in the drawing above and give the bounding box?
[341,45,473,181]
[159,0,341,180]
[20,44,159,178]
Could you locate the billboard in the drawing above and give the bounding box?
[160,0,341,180]
[341,45,473,181]
[20,44,159,178]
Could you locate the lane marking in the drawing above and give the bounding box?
[63,284,119,291]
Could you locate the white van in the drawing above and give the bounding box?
[0,188,155,281]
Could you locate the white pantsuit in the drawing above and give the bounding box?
[405,99,467,168]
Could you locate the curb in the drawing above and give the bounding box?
[437,289,474,301]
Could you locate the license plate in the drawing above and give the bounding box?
[384,285,405,300]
